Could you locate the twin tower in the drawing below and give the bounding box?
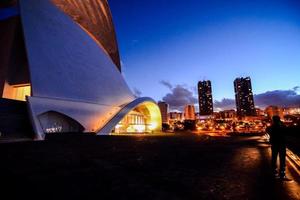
[0,0,161,139]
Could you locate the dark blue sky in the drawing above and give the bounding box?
[108,0,300,107]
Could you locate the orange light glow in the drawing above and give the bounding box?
[2,82,31,101]
[113,101,162,134]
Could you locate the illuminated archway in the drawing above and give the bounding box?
[98,97,162,135]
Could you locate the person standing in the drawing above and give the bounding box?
[267,116,288,180]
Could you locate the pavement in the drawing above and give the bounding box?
[1,134,300,199]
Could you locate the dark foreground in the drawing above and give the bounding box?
[1,134,300,199]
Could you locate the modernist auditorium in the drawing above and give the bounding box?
[0,0,162,140]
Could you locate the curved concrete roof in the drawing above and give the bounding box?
[20,0,134,106]
[51,0,121,71]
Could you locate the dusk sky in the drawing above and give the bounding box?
[109,0,300,110]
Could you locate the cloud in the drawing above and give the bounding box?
[293,86,300,93]
[160,80,173,90]
[214,98,236,111]
[254,89,300,108]
[161,81,197,111]
[133,87,142,97]
[214,87,300,110]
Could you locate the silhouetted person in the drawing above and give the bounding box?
[267,116,286,179]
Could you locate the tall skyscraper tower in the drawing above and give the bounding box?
[158,101,169,124]
[198,80,213,116]
[234,77,256,116]
[184,104,196,120]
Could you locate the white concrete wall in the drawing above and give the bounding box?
[20,0,134,107]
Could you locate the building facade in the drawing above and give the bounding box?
[158,101,169,124]
[0,0,162,139]
[184,104,196,120]
[198,80,213,116]
[234,77,256,117]
[169,112,183,122]
[284,107,300,116]
[219,109,236,119]
[255,108,265,117]
[265,106,284,120]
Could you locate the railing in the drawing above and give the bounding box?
[264,133,300,176]
[286,148,300,175]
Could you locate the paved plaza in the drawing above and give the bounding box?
[1,134,300,199]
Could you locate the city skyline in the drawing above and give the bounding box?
[109,0,300,110]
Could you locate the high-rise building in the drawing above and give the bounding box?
[198,80,213,115]
[234,77,256,116]
[184,104,196,120]
[158,101,169,124]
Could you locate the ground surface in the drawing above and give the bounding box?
[1,134,300,199]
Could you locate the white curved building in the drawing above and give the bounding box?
[0,0,162,139]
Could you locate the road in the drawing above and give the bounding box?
[0,134,300,199]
